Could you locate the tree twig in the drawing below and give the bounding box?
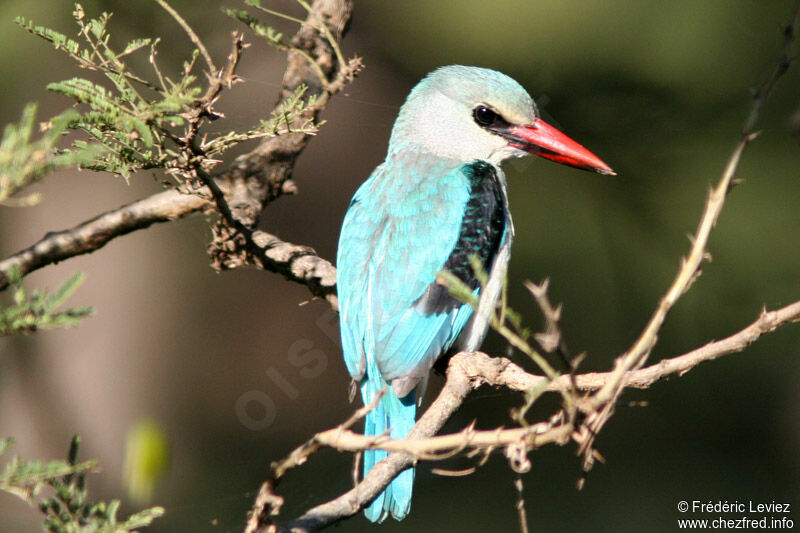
[514,476,529,533]
[153,0,217,74]
[0,188,207,290]
[575,2,800,470]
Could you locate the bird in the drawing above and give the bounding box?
[336,65,614,523]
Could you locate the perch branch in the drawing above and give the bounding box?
[253,352,478,533]
[251,296,800,532]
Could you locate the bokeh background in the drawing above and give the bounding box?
[1,1,799,531]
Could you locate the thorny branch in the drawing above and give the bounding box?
[0,0,352,307]
[205,0,361,270]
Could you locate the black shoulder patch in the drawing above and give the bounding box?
[416,161,507,315]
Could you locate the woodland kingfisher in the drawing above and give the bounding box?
[336,65,614,522]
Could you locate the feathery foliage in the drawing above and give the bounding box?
[0,437,164,532]
[2,0,326,335]
[15,2,322,183]
[0,266,92,336]
[15,5,199,179]
[0,104,102,206]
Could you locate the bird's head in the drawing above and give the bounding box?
[388,65,614,175]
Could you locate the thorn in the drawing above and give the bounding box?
[348,380,357,403]
[744,130,762,142]
[281,180,299,195]
[572,352,587,368]
[525,278,549,296]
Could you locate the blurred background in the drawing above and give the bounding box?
[1,0,799,531]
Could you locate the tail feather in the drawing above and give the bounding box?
[362,381,416,522]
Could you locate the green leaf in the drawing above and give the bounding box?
[15,17,83,58]
[1,436,163,531]
[223,8,283,45]
[131,118,154,148]
[45,272,86,310]
[0,438,97,504]
[0,104,102,205]
[122,38,152,56]
[0,268,93,337]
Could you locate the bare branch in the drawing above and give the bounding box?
[0,192,339,307]
[0,188,207,290]
[568,300,800,391]
[469,299,800,395]
[256,295,800,532]
[514,476,530,533]
[308,418,570,457]
[254,353,477,532]
[243,391,383,533]
[250,230,337,309]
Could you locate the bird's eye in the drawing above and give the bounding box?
[473,105,499,127]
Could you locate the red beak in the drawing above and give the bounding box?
[506,119,615,175]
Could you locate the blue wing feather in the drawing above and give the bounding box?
[338,153,473,385]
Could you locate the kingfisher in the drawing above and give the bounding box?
[336,65,613,523]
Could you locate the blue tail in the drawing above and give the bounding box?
[361,378,416,522]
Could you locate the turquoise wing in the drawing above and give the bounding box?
[337,155,475,392]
